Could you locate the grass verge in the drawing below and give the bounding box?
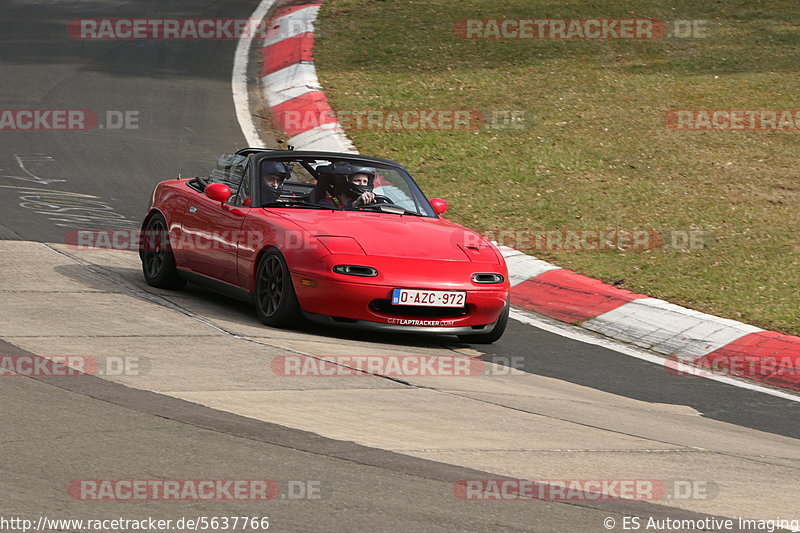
[313,0,799,335]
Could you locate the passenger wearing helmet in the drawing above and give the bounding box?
[317,163,377,208]
[259,160,291,205]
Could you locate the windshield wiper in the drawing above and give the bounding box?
[261,200,328,209]
[347,204,424,216]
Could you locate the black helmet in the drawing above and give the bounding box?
[260,160,291,182]
[313,162,376,203]
[259,160,292,204]
[334,163,376,199]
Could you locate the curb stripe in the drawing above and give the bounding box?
[271,2,322,21]
[583,298,762,358]
[262,62,320,107]
[261,0,355,150]
[262,34,315,76]
[264,5,320,47]
[270,90,338,137]
[697,331,800,389]
[286,124,356,152]
[511,269,647,323]
[498,246,561,286]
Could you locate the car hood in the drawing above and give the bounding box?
[270,209,497,263]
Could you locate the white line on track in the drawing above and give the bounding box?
[232,0,276,147]
[231,0,800,404]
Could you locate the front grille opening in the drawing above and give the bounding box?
[369,299,470,318]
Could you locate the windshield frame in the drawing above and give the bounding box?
[247,151,438,217]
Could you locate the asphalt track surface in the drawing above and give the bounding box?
[0,0,798,531]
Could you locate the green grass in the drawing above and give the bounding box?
[313,0,800,334]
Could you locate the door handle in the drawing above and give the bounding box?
[189,206,197,214]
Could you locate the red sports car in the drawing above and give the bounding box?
[140,149,510,343]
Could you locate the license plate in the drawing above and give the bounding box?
[391,289,466,308]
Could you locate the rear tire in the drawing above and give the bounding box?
[254,249,303,328]
[458,301,509,344]
[141,213,186,290]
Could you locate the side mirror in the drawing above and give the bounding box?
[205,183,231,204]
[430,198,448,215]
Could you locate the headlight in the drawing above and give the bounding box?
[472,273,504,284]
[333,265,378,277]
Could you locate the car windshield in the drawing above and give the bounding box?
[261,157,437,217]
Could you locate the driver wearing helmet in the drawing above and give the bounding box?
[342,168,376,207]
[259,160,292,205]
[318,163,377,208]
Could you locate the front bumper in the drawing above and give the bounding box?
[292,273,508,329]
[302,311,501,336]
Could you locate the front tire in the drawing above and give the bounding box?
[141,213,186,290]
[458,301,509,344]
[255,249,303,328]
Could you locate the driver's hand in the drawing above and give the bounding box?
[355,191,375,206]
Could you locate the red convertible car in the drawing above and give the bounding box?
[139,149,510,343]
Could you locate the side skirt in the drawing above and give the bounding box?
[176,269,253,304]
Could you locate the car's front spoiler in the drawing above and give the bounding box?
[301,311,499,336]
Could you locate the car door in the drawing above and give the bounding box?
[180,154,252,286]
